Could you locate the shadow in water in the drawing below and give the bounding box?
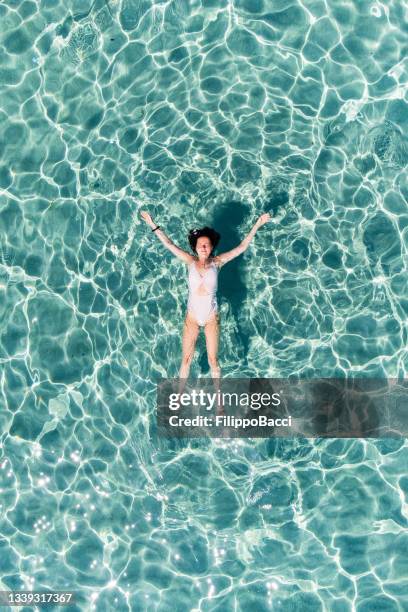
[198,200,251,373]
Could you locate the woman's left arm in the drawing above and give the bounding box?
[215,213,271,266]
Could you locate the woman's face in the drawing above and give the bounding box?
[196,236,213,257]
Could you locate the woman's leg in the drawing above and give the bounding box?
[179,313,200,379]
[204,313,220,379]
[204,313,223,414]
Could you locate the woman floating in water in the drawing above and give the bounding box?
[140,211,271,380]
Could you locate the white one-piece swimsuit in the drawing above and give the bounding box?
[187,260,218,326]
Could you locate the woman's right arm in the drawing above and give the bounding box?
[215,213,271,266]
[140,211,194,264]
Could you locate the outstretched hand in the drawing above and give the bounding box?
[140,210,155,228]
[257,213,272,226]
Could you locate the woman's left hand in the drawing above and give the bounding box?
[257,213,272,226]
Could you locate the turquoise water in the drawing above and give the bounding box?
[1,0,408,609]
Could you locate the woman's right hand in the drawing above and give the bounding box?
[140,210,155,228]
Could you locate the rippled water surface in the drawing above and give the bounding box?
[1,0,408,610]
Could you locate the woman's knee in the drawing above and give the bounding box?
[182,353,194,367]
[208,356,218,369]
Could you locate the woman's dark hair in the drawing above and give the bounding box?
[188,227,221,254]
